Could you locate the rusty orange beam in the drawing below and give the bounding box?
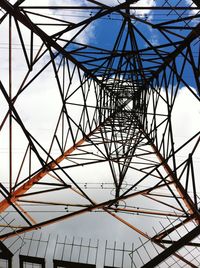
[129,111,200,222]
[140,126,200,223]
[109,207,186,218]
[150,142,200,222]
[0,124,102,213]
[105,209,197,267]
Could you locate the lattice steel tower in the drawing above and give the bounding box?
[0,0,200,267]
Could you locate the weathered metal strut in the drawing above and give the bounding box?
[0,0,199,267]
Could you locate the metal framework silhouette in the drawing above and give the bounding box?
[0,0,200,267]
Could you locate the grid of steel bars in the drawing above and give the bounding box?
[0,0,200,267]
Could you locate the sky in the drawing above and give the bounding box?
[0,0,200,267]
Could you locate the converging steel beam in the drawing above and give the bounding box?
[142,225,200,268]
[0,0,137,84]
[137,116,200,223]
[151,22,200,93]
[0,123,103,213]
[113,112,200,223]
[0,0,99,83]
[0,84,131,213]
[0,1,200,266]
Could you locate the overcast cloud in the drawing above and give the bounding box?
[0,1,200,268]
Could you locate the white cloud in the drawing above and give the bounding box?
[1,3,200,265]
[0,0,97,181]
[131,0,156,17]
[172,86,200,142]
[185,0,198,15]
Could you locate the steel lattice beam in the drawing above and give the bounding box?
[0,0,200,267]
[143,225,200,268]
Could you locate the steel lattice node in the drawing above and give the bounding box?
[0,0,200,267]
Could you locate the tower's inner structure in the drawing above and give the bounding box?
[0,0,200,267]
